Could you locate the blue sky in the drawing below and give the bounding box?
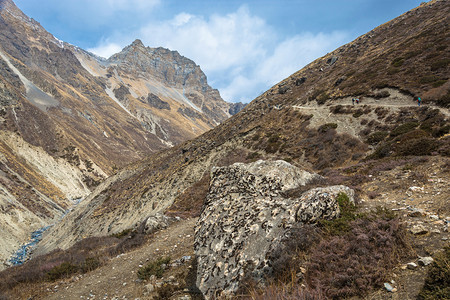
[14,0,426,103]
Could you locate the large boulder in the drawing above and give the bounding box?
[194,160,354,299]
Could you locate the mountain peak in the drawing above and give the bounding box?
[131,39,145,48]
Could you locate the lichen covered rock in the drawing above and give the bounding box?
[194,160,354,299]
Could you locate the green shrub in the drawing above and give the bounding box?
[418,246,450,300]
[319,193,360,235]
[81,257,100,273]
[430,59,450,71]
[419,75,441,84]
[316,92,330,105]
[47,262,79,281]
[395,138,438,156]
[391,57,405,67]
[137,256,171,280]
[432,80,447,88]
[367,131,389,145]
[318,123,337,133]
[390,122,418,137]
[111,228,133,239]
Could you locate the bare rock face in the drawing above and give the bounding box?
[194,160,354,299]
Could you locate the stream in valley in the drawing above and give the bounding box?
[8,225,53,266]
[7,197,84,266]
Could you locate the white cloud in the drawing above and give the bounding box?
[88,42,123,59]
[139,6,272,73]
[220,31,349,102]
[88,6,349,102]
[257,32,349,86]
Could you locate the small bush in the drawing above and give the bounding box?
[81,257,100,273]
[166,173,210,218]
[395,138,438,156]
[391,57,405,67]
[137,256,171,280]
[110,232,147,255]
[368,90,390,99]
[367,131,389,145]
[390,122,419,137]
[352,109,364,118]
[248,285,325,300]
[375,107,389,118]
[154,284,178,300]
[430,59,450,71]
[435,90,449,108]
[432,80,447,88]
[111,228,133,239]
[246,151,261,160]
[433,124,450,137]
[419,75,441,85]
[319,193,359,235]
[46,262,79,281]
[316,92,330,105]
[330,105,351,114]
[418,246,450,300]
[318,123,337,133]
[269,224,321,281]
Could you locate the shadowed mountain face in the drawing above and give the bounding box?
[35,0,449,258]
[0,0,244,265]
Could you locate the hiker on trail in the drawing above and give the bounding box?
[418,97,422,106]
[352,98,355,105]
[356,98,360,104]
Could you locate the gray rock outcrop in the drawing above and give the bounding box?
[194,160,354,299]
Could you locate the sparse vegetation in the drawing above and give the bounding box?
[390,122,419,137]
[318,123,337,133]
[166,173,210,218]
[318,193,360,235]
[0,230,148,294]
[46,262,79,281]
[418,246,450,300]
[307,211,410,299]
[367,131,389,145]
[111,228,133,239]
[137,256,171,280]
[250,193,412,300]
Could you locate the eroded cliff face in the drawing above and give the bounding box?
[0,0,241,266]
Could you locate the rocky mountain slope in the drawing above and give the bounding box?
[0,0,241,266]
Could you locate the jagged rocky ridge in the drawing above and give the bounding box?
[194,160,354,298]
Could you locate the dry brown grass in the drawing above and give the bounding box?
[165,173,210,218]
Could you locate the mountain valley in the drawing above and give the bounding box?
[0,0,243,268]
[0,0,449,299]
